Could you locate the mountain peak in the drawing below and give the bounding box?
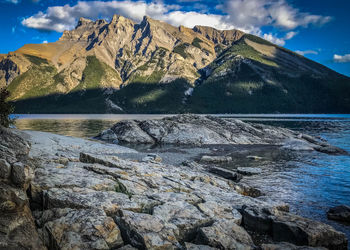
[77,17,93,27]
[2,13,350,114]
[110,14,132,24]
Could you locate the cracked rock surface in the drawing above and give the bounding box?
[10,128,346,250]
[15,131,347,249]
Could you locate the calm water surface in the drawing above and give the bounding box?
[13,114,350,242]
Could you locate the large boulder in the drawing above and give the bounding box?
[115,210,180,249]
[97,115,347,154]
[241,206,348,250]
[0,126,30,165]
[35,208,123,249]
[196,219,255,249]
[271,212,348,249]
[152,201,212,242]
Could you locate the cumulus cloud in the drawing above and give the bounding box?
[21,0,330,47]
[334,54,350,63]
[219,0,331,32]
[295,50,318,56]
[262,31,298,46]
[21,1,235,32]
[263,33,286,46]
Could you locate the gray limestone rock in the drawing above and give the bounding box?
[98,115,347,155]
[196,219,255,250]
[37,208,123,249]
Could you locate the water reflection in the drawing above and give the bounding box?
[15,119,118,138]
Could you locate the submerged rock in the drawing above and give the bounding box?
[327,205,350,223]
[97,114,347,155]
[200,155,232,163]
[261,242,327,250]
[142,153,162,163]
[237,167,262,175]
[208,166,242,182]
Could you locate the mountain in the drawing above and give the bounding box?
[1,15,349,113]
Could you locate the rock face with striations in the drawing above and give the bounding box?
[97,114,347,155]
[0,126,46,250]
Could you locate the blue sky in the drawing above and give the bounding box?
[0,0,349,76]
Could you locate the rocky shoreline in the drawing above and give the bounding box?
[0,115,349,249]
[97,115,347,155]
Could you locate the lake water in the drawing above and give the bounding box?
[13,114,350,243]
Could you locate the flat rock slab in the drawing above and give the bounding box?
[23,130,137,160]
[237,167,262,175]
[43,187,147,215]
[208,167,242,182]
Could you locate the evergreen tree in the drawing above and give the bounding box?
[0,88,14,127]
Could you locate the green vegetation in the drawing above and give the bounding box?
[73,56,105,91]
[24,54,49,65]
[5,34,350,114]
[130,71,165,84]
[192,37,203,49]
[173,43,190,59]
[0,88,14,127]
[228,39,278,67]
[115,180,132,198]
[110,79,190,113]
[12,89,108,114]
[7,56,62,100]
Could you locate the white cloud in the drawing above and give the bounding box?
[295,50,318,56]
[219,0,331,31]
[262,31,298,46]
[284,31,297,40]
[263,33,286,46]
[21,0,329,48]
[22,1,191,32]
[333,54,350,63]
[21,1,234,32]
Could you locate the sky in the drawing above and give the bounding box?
[0,0,349,76]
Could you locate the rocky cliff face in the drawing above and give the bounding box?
[1,15,350,113]
[0,126,46,249]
